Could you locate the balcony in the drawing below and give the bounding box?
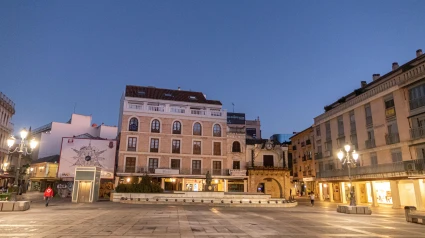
[324,150,331,158]
[365,139,376,149]
[410,96,425,110]
[385,133,400,145]
[316,152,323,160]
[116,167,232,176]
[247,162,285,170]
[366,116,373,127]
[306,139,311,145]
[385,107,396,118]
[292,145,297,151]
[410,127,425,140]
[316,159,425,178]
[127,103,226,119]
[228,127,246,134]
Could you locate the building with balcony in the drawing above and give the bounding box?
[117,85,234,192]
[28,155,60,192]
[0,92,15,188]
[313,49,425,210]
[31,113,118,160]
[289,127,316,196]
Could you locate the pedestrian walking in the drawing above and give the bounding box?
[310,192,315,206]
[44,186,54,207]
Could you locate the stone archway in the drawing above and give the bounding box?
[248,169,290,198]
[263,177,283,198]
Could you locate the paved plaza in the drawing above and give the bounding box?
[0,196,424,238]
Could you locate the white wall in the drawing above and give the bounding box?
[37,114,118,159]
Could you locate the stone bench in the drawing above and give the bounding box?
[336,205,372,215]
[405,206,425,225]
[0,201,31,212]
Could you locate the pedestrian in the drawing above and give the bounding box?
[310,192,315,206]
[44,186,54,207]
[289,189,292,201]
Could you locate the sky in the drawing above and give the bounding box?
[1,1,425,138]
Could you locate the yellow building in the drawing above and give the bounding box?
[314,49,425,210]
[289,127,316,196]
[28,155,59,192]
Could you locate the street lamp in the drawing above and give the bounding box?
[6,128,38,201]
[337,144,359,206]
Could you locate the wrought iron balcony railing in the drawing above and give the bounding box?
[365,139,376,149]
[410,127,425,140]
[385,133,400,145]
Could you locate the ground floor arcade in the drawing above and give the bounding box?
[317,178,425,210]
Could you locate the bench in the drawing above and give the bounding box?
[405,206,425,225]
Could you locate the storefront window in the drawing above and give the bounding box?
[375,181,392,204]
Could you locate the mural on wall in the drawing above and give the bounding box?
[58,138,116,179]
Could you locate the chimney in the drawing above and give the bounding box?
[372,74,380,81]
[392,62,399,70]
[178,87,181,91]
[417,49,423,57]
[361,81,367,87]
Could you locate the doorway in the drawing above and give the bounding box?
[78,181,91,203]
[263,155,274,167]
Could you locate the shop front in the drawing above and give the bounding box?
[366,181,393,205]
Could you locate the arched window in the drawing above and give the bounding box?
[151,119,160,133]
[173,121,181,134]
[129,117,138,131]
[232,141,241,152]
[193,123,202,136]
[213,124,221,137]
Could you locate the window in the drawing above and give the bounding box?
[409,84,425,110]
[365,104,373,126]
[349,110,356,133]
[263,155,274,167]
[151,119,160,133]
[385,98,395,109]
[316,126,321,137]
[232,141,241,152]
[125,157,136,173]
[193,141,201,154]
[213,124,221,137]
[171,159,180,170]
[317,145,322,154]
[192,160,201,174]
[172,121,181,134]
[385,98,396,118]
[150,138,159,152]
[325,121,331,140]
[148,158,159,173]
[189,96,197,100]
[193,123,202,135]
[172,140,180,154]
[391,148,402,163]
[233,161,240,169]
[129,117,138,131]
[213,142,221,155]
[213,161,222,175]
[337,116,344,136]
[370,152,378,166]
[127,137,137,151]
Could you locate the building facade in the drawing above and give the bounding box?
[31,113,118,160]
[0,92,15,187]
[314,49,425,210]
[290,127,316,196]
[116,86,239,192]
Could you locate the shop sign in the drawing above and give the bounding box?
[303,177,314,181]
[229,169,247,176]
[185,179,203,184]
[155,169,179,175]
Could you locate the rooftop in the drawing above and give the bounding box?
[0,92,15,114]
[125,85,222,105]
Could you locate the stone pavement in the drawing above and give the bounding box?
[0,197,423,238]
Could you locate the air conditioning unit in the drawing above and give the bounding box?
[406,162,416,171]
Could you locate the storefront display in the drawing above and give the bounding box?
[374,181,392,204]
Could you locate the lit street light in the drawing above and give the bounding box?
[337,144,359,207]
[6,128,38,201]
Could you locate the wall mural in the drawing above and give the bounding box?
[58,138,116,179]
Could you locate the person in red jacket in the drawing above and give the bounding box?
[44,186,54,207]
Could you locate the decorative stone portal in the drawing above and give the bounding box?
[248,169,291,198]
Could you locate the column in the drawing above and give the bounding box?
[224,179,228,192]
[319,183,324,201]
[355,183,361,205]
[329,182,334,202]
[114,177,120,188]
[370,181,379,207]
[413,179,425,210]
[161,178,165,190]
[341,182,347,204]
[182,178,186,191]
[390,180,401,209]
[243,180,248,192]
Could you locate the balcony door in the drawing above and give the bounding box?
[263,155,274,167]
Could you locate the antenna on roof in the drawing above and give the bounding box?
[232,103,235,113]
[73,103,77,113]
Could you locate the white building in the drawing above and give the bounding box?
[31,114,118,160]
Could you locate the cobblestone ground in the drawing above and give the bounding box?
[0,195,423,238]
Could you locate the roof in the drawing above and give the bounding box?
[73,133,105,139]
[125,85,222,105]
[33,155,60,164]
[324,53,425,111]
[289,126,313,140]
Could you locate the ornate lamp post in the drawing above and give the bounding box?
[6,128,38,201]
[337,144,359,207]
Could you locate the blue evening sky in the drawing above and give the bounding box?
[1,1,425,138]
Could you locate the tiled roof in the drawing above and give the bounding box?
[125,85,222,105]
[33,155,60,164]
